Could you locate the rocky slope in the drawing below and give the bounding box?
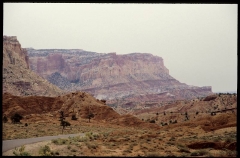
[2,92,159,129]
[2,36,65,96]
[27,49,213,101]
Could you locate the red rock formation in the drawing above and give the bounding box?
[2,36,65,96]
[3,36,29,69]
[27,49,213,101]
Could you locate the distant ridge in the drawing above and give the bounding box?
[214,91,237,94]
[27,48,213,102]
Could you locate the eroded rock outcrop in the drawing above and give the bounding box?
[2,36,65,96]
[27,48,213,101]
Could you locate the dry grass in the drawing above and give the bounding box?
[3,112,236,157]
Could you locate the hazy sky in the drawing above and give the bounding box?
[3,3,238,92]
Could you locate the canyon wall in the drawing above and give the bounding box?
[3,36,65,96]
[27,48,213,101]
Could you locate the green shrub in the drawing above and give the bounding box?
[13,145,31,156]
[51,138,70,145]
[39,145,52,156]
[85,132,94,140]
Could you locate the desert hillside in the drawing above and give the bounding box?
[2,93,236,157]
[2,92,159,130]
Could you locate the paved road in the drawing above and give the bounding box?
[2,133,85,153]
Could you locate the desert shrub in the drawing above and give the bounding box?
[85,142,98,149]
[52,138,70,145]
[67,145,71,150]
[85,132,94,140]
[62,121,71,127]
[11,113,23,124]
[13,145,31,156]
[3,115,8,123]
[92,133,100,140]
[54,151,60,155]
[149,120,155,123]
[173,120,177,124]
[39,145,52,156]
[71,114,78,120]
[78,136,89,142]
[25,123,28,126]
[68,136,81,142]
[102,132,110,138]
[87,113,94,122]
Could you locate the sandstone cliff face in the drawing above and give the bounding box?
[2,36,65,96]
[3,36,29,69]
[27,49,213,101]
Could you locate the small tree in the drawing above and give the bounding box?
[88,113,94,123]
[3,115,8,123]
[59,111,69,134]
[185,112,189,120]
[71,114,78,120]
[11,113,23,124]
[163,111,166,115]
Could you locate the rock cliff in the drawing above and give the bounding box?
[2,36,65,96]
[27,48,213,101]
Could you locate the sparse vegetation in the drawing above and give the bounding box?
[39,145,52,156]
[3,93,237,157]
[13,145,31,156]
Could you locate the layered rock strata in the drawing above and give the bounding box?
[3,36,64,96]
[27,48,213,101]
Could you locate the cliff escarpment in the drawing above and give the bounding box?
[27,49,213,101]
[2,36,65,96]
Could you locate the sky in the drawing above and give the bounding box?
[3,3,238,93]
